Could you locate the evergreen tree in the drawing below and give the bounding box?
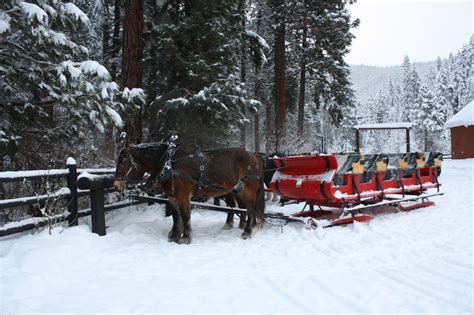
[452,37,473,113]
[0,1,122,167]
[401,56,421,122]
[386,79,403,122]
[288,0,358,132]
[415,84,438,151]
[146,0,249,148]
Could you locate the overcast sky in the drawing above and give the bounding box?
[347,0,473,66]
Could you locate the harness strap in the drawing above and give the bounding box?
[196,151,205,187]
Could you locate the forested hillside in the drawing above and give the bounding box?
[350,61,436,104]
[350,37,473,153]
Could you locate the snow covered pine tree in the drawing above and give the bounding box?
[0,1,123,168]
[146,0,254,149]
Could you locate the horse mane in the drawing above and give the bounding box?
[129,142,168,163]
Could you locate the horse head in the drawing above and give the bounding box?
[113,132,144,192]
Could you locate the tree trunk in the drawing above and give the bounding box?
[122,0,144,143]
[274,7,286,152]
[239,0,246,149]
[297,24,307,137]
[102,1,110,65]
[110,0,121,81]
[254,109,260,153]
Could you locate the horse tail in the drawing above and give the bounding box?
[256,176,266,224]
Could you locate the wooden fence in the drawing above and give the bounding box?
[0,158,146,237]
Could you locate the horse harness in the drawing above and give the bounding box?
[158,144,260,194]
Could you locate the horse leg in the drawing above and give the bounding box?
[167,197,183,243]
[235,197,247,229]
[222,194,235,230]
[240,189,257,240]
[178,193,193,244]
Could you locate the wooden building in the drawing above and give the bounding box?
[445,100,474,159]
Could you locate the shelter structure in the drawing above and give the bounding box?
[353,123,413,153]
[445,100,474,159]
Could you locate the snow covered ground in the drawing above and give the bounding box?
[1,159,473,314]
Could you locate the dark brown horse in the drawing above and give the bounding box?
[114,144,249,230]
[114,140,265,244]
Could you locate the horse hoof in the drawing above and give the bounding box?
[168,237,180,243]
[168,232,181,243]
[178,237,192,244]
[222,223,233,230]
[241,231,252,239]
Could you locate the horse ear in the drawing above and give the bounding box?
[120,132,128,146]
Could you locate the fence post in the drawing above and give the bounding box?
[77,175,113,236]
[90,188,106,236]
[67,157,78,226]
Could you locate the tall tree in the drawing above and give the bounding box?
[401,56,421,122]
[122,0,144,144]
[288,0,359,145]
[415,84,436,151]
[452,37,473,113]
[147,0,249,148]
[297,22,307,137]
[272,0,287,152]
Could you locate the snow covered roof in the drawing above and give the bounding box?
[445,100,474,128]
[354,122,413,129]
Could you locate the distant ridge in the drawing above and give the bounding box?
[350,61,437,104]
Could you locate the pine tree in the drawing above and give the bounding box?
[386,79,403,122]
[401,56,421,122]
[415,84,439,151]
[0,1,122,167]
[146,0,249,148]
[288,0,358,132]
[452,37,473,113]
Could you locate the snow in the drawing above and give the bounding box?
[63,3,89,26]
[354,122,413,129]
[445,100,474,128]
[0,159,472,313]
[122,87,145,103]
[0,187,70,207]
[0,12,10,34]
[77,171,103,181]
[105,105,124,128]
[80,60,110,79]
[66,157,76,165]
[0,168,114,180]
[20,2,48,24]
[245,30,270,50]
[169,97,189,106]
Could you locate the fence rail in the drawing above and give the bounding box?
[0,158,144,237]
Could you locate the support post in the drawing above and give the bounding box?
[90,188,106,236]
[355,129,360,153]
[406,128,410,153]
[67,158,78,226]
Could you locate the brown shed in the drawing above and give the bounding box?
[445,100,474,159]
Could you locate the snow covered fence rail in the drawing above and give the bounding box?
[0,158,119,237]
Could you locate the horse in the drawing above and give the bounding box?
[114,143,249,230]
[114,139,265,244]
